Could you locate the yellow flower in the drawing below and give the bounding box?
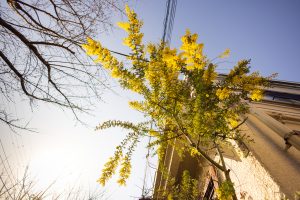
[250,89,263,101]
[97,147,123,186]
[219,48,230,58]
[149,129,159,137]
[203,64,217,83]
[228,118,239,128]
[118,155,131,186]
[162,47,180,70]
[82,37,130,86]
[125,4,133,16]
[167,193,174,200]
[117,4,144,54]
[117,22,130,32]
[180,29,205,70]
[129,101,144,111]
[111,66,122,78]
[190,147,200,157]
[122,37,132,48]
[226,114,239,128]
[81,37,99,56]
[216,88,231,100]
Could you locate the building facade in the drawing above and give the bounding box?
[153,80,300,200]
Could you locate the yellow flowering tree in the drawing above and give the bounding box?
[82,5,274,199]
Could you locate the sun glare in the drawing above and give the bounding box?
[27,135,87,194]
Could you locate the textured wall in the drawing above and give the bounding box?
[224,153,285,200]
[221,106,300,200]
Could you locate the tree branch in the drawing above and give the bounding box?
[230,117,248,131]
[215,143,238,200]
[30,41,75,54]
[0,16,80,118]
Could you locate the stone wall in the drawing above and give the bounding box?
[224,153,284,200]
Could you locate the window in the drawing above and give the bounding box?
[203,177,215,200]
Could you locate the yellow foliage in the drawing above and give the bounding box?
[216,88,231,100]
[203,64,217,83]
[82,5,272,188]
[149,129,159,137]
[128,101,144,111]
[250,89,263,101]
[167,193,174,200]
[157,144,166,163]
[162,47,181,71]
[81,37,98,56]
[118,155,131,186]
[82,38,122,71]
[180,29,206,70]
[228,118,238,128]
[219,48,230,58]
[117,21,130,32]
[216,181,235,200]
[97,146,123,186]
[118,4,144,52]
[190,147,200,157]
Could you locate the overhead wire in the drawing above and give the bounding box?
[162,0,171,44]
[162,0,177,45]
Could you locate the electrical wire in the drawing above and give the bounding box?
[162,0,177,45]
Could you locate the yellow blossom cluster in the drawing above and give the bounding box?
[82,37,146,93]
[149,129,159,137]
[128,101,144,111]
[226,114,239,128]
[118,155,131,186]
[81,37,98,56]
[162,47,181,71]
[226,60,267,102]
[216,88,231,100]
[82,37,123,77]
[157,144,166,163]
[117,5,144,55]
[180,29,206,70]
[250,89,263,101]
[219,48,230,58]
[190,147,200,157]
[97,145,123,186]
[82,5,271,188]
[203,64,217,83]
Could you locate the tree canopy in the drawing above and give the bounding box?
[83,5,274,199]
[0,0,123,130]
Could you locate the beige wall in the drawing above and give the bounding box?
[153,80,300,199]
[223,153,284,200]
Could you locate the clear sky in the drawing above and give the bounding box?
[1,0,300,199]
[131,0,300,82]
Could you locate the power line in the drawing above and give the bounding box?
[162,0,177,45]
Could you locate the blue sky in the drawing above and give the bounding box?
[1,0,300,199]
[128,0,300,82]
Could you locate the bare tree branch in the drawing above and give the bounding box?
[0,0,125,130]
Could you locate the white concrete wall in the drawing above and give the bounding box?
[224,153,285,200]
[220,105,300,200]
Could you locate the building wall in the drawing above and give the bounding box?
[223,146,285,200]
[219,93,300,199]
[153,80,300,200]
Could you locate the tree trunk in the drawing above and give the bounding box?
[216,145,238,200]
